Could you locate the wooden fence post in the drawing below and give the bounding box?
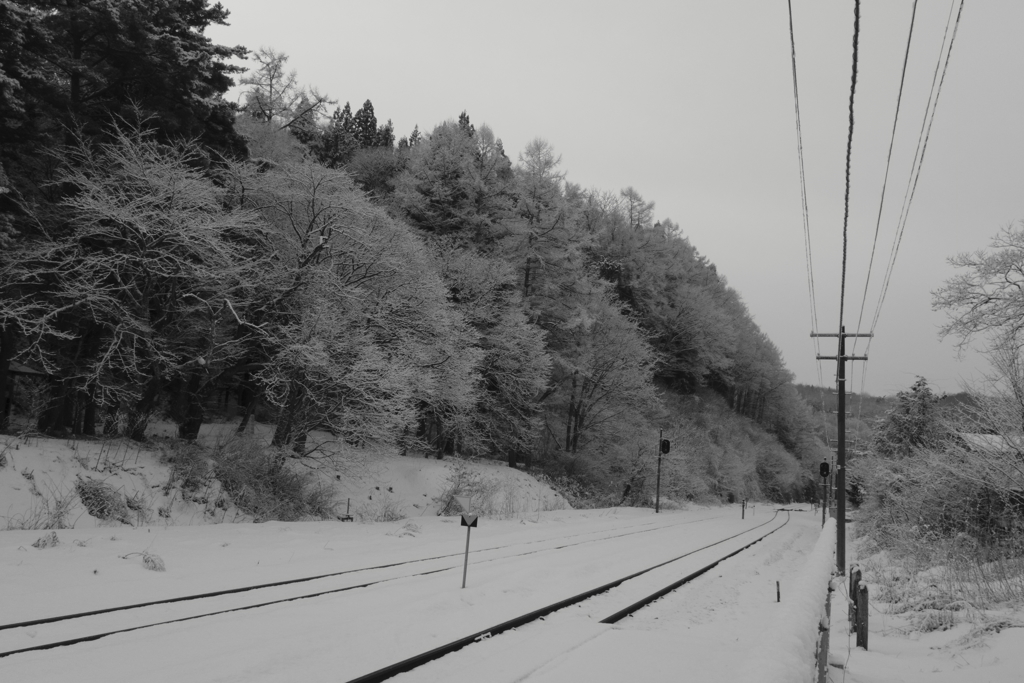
[849,566,861,631]
[856,584,869,649]
[817,582,833,683]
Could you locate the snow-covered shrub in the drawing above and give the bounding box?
[162,441,213,493]
[358,492,406,523]
[31,531,59,548]
[3,482,76,530]
[212,436,337,521]
[75,476,133,524]
[432,458,502,515]
[530,471,596,509]
[855,446,1024,607]
[125,490,152,526]
[122,550,166,571]
[142,551,165,571]
[492,478,531,518]
[386,521,420,537]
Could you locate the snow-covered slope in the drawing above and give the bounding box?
[0,424,566,530]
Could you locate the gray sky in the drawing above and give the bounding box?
[207,0,1024,397]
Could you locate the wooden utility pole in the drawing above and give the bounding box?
[812,327,870,574]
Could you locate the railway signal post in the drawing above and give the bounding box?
[656,432,670,513]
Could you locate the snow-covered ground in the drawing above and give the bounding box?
[0,503,810,682]
[3,431,1023,682]
[825,540,1024,683]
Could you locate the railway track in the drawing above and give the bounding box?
[0,510,740,659]
[346,510,790,683]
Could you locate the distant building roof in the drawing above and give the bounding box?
[959,432,1021,453]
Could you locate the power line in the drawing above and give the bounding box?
[850,0,921,414]
[785,0,828,400]
[865,0,965,348]
[848,0,964,411]
[787,0,817,338]
[838,0,862,335]
[852,0,919,353]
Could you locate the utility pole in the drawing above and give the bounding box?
[812,327,870,574]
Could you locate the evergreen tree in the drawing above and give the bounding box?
[353,100,378,148]
[311,103,360,168]
[872,378,950,458]
[0,0,248,155]
[457,110,475,137]
[393,121,513,236]
[375,119,395,148]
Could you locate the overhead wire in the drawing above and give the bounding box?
[826,0,860,451]
[785,0,828,413]
[849,0,920,417]
[852,0,919,351]
[838,0,862,336]
[870,0,965,336]
[857,0,966,398]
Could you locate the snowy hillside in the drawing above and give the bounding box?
[0,425,567,531]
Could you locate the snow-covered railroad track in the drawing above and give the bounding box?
[0,511,727,659]
[348,511,790,683]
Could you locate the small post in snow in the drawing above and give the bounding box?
[776,580,780,602]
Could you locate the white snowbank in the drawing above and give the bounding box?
[737,518,836,683]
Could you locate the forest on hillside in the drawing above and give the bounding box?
[0,1,831,506]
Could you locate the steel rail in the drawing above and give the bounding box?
[344,511,789,683]
[0,511,718,633]
[0,512,732,658]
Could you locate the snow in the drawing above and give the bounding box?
[3,433,1023,682]
[825,539,1024,683]
[736,517,835,683]
[0,504,826,682]
[0,426,568,530]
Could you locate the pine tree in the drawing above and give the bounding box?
[2,0,247,153]
[375,119,395,148]
[308,104,358,168]
[353,100,378,148]
[457,111,475,137]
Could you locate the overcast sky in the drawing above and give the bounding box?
[207,0,1024,397]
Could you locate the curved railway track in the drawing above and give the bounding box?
[342,510,790,683]
[0,510,743,659]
